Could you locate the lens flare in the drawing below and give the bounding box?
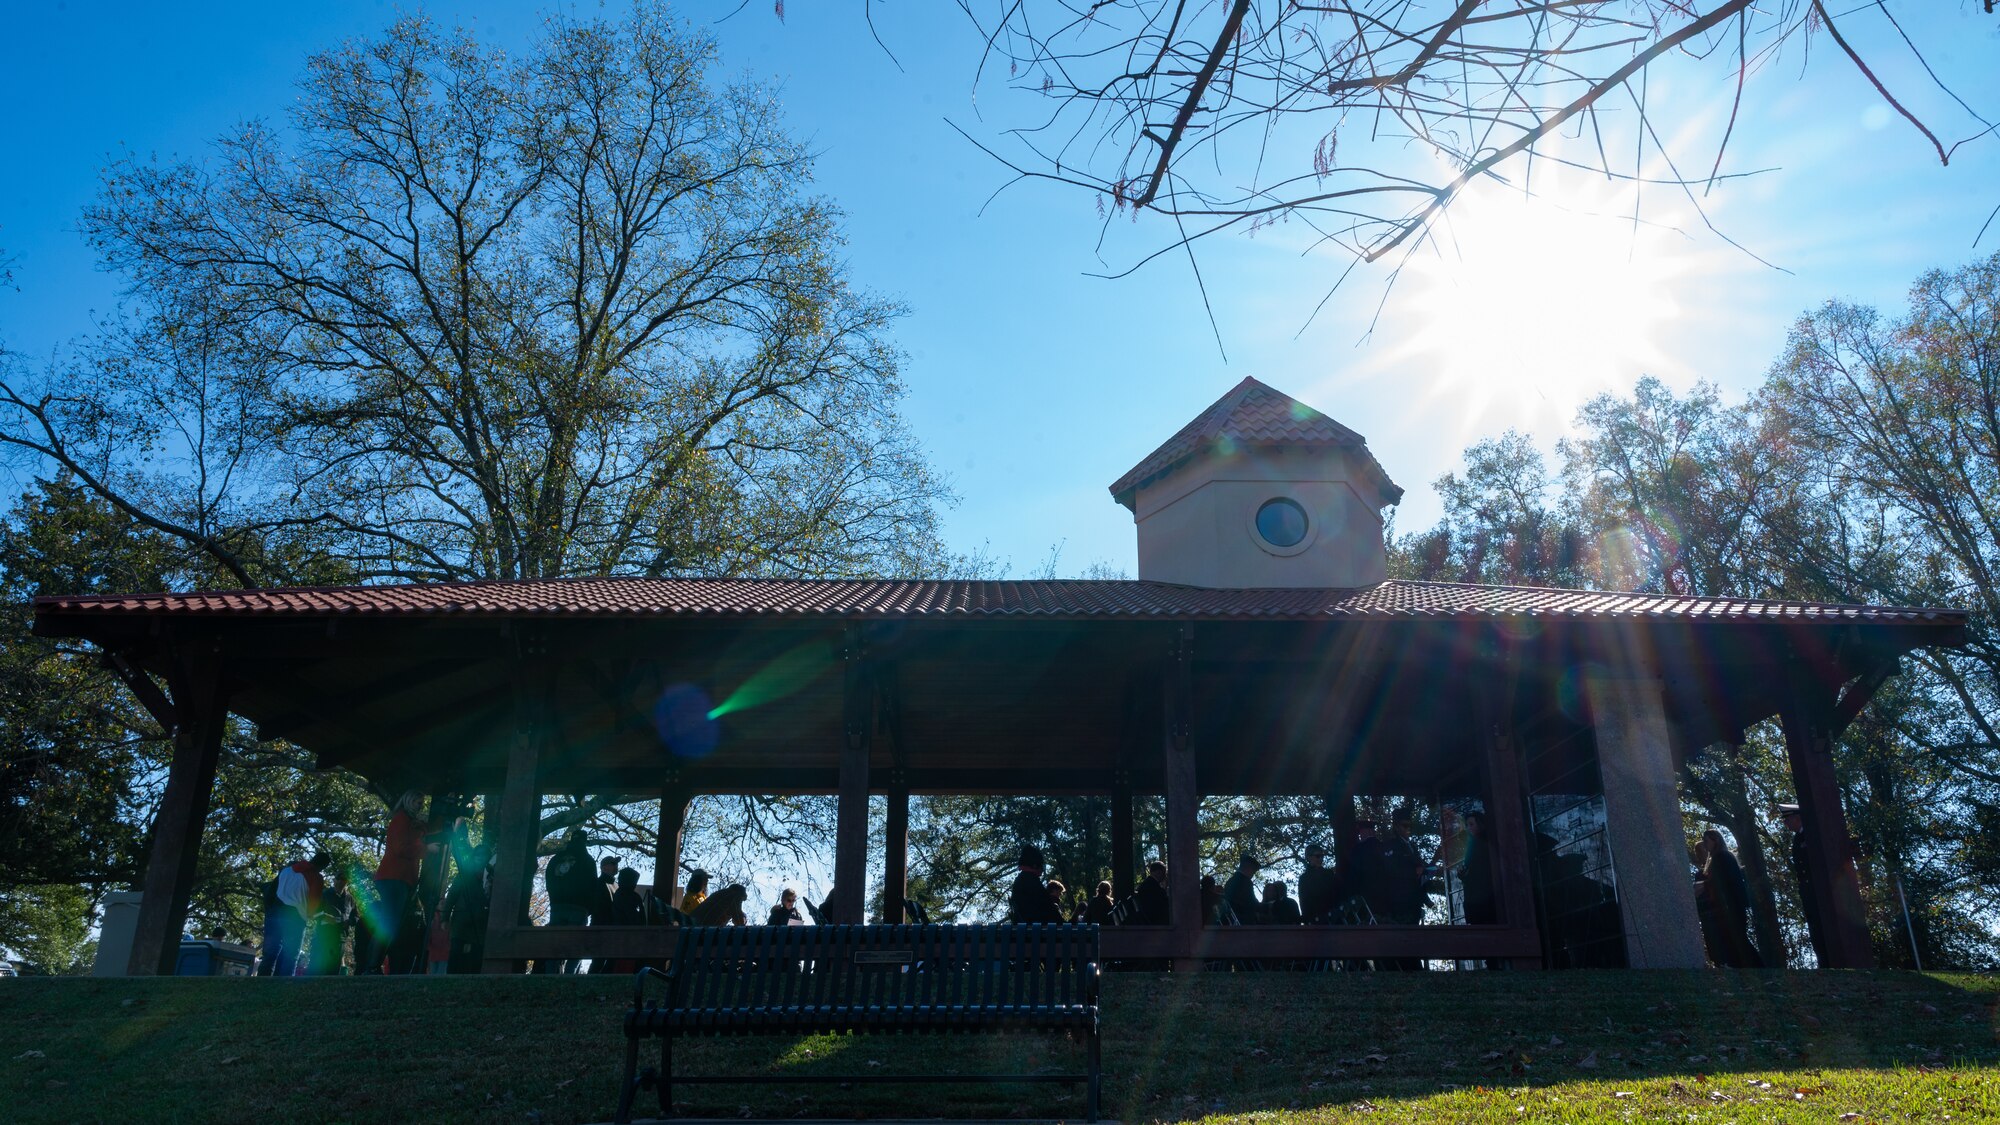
[705,640,837,720]
[652,682,720,759]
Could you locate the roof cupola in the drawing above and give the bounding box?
[1108,377,1402,589]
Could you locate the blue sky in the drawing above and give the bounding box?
[3,1,1997,577]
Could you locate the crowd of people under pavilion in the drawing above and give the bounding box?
[247,783,1798,977]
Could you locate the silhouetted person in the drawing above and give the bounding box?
[256,872,287,976]
[541,829,599,974]
[1780,803,1826,964]
[359,791,429,974]
[1223,854,1263,924]
[1366,807,1428,969]
[602,867,648,974]
[592,856,619,926]
[1079,880,1116,925]
[1695,829,1760,968]
[768,888,805,925]
[444,844,491,974]
[1200,873,1230,925]
[1129,861,1170,925]
[1298,842,1338,923]
[306,870,352,976]
[1009,845,1064,923]
[689,883,749,926]
[272,851,329,977]
[681,868,711,915]
[1262,879,1302,924]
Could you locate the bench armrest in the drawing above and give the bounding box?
[629,963,674,1009]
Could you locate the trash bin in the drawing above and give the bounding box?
[176,940,256,976]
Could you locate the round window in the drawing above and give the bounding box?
[1255,497,1309,548]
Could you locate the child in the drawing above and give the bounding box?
[426,908,451,974]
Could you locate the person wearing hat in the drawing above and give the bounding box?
[1009,844,1063,923]
[1365,807,1428,969]
[1223,852,1264,925]
[539,828,599,973]
[1778,803,1825,962]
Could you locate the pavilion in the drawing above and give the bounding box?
[34,377,1967,975]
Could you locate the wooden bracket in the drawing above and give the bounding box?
[100,650,178,733]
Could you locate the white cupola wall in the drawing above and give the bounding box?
[1108,377,1403,589]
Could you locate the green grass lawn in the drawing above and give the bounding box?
[2,970,1995,1123]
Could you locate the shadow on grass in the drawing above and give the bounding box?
[2,970,1994,1123]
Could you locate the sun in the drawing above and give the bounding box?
[1382,172,1694,434]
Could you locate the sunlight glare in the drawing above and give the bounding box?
[1389,177,1691,433]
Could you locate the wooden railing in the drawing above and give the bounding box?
[483,923,1543,967]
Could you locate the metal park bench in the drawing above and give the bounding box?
[615,923,1102,1122]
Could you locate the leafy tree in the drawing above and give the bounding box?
[0,883,96,974]
[1392,432,1590,586]
[0,479,387,947]
[0,9,967,929]
[1,8,947,588]
[1754,251,2000,962]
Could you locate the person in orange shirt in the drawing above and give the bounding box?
[358,791,429,974]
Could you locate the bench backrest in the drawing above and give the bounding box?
[666,923,1100,1012]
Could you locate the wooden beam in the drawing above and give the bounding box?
[1779,676,1874,969]
[884,773,909,924]
[1481,719,1542,969]
[1111,776,1135,900]
[482,654,550,973]
[829,628,872,924]
[1163,625,1201,972]
[1830,657,1897,738]
[100,651,177,732]
[1101,923,1544,961]
[655,779,689,906]
[126,649,230,975]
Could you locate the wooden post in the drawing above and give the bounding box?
[884,772,909,924]
[1163,625,1201,972]
[655,779,689,906]
[1111,776,1135,901]
[830,629,872,924]
[126,649,230,976]
[1481,722,1542,969]
[1779,688,1874,969]
[483,656,549,973]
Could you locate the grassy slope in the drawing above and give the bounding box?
[2,971,1995,1124]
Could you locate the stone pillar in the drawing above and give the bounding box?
[1585,671,1706,969]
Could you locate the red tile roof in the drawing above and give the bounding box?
[1108,377,1404,508]
[31,576,1966,626]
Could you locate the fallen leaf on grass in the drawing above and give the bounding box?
[1547,1035,1564,1047]
[219,1057,240,1066]
[14,1050,45,1060]
[1575,1052,1598,1069]
[1838,1115,1862,1122]
[1613,1091,1634,1099]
